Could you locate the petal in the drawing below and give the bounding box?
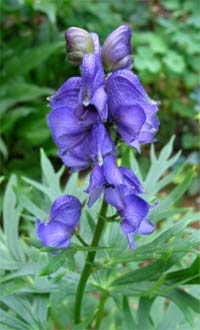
[74,104,98,127]
[59,139,91,172]
[107,70,150,112]
[81,54,104,103]
[105,186,125,210]
[49,77,81,109]
[36,219,71,248]
[90,86,108,122]
[50,195,81,229]
[90,122,115,165]
[85,165,104,207]
[85,165,104,192]
[120,194,150,230]
[47,106,89,149]
[136,219,155,235]
[103,155,123,186]
[114,105,146,145]
[120,167,143,194]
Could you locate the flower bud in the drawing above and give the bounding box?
[65,27,94,65]
[102,25,133,71]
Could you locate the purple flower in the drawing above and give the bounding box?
[75,54,108,122]
[85,155,143,210]
[85,155,124,209]
[102,25,133,71]
[106,69,159,151]
[36,195,81,248]
[47,54,108,153]
[120,194,155,249]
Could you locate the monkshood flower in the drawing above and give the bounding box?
[75,53,108,122]
[65,27,94,65]
[106,69,159,151]
[48,55,108,152]
[36,195,81,248]
[119,194,155,249]
[102,25,133,71]
[85,155,143,209]
[59,122,115,172]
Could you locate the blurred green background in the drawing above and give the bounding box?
[1,0,200,181]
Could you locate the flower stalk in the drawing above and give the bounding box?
[74,199,108,324]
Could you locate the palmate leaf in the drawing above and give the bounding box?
[0,295,39,329]
[106,211,200,264]
[0,308,31,330]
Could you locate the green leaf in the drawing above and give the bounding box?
[33,295,49,329]
[0,83,53,113]
[3,175,24,261]
[122,297,137,329]
[18,194,47,220]
[163,51,186,73]
[39,249,76,276]
[112,253,185,287]
[0,136,8,160]
[0,308,30,330]
[166,256,200,285]
[136,297,155,330]
[0,295,39,329]
[161,289,200,326]
[3,41,64,80]
[22,176,53,201]
[40,149,64,199]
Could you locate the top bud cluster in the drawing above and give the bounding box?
[36,26,159,250]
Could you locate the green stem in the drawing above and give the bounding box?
[94,293,108,329]
[74,199,108,324]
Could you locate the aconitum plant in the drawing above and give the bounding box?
[36,25,159,324]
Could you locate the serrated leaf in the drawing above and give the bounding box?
[0,308,30,330]
[0,295,39,329]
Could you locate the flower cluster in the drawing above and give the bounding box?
[36,26,159,249]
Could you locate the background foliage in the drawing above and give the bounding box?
[0,1,200,329]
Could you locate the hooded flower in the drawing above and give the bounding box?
[119,194,155,249]
[47,54,108,153]
[106,69,159,151]
[36,195,81,248]
[102,25,133,71]
[85,155,143,210]
[74,53,108,122]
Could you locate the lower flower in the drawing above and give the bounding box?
[36,195,81,249]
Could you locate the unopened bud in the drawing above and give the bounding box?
[65,27,94,65]
[102,25,133,71]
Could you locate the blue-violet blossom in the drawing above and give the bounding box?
[36,195,81,248]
